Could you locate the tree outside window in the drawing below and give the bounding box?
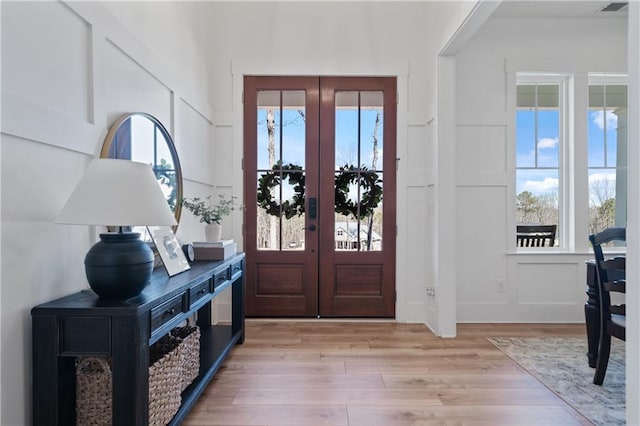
[587,74,627,235]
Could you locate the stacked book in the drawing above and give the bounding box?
[193,239,237,260]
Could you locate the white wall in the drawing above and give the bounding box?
[0,2,478,422]
[202,0,476,324]
[454,16,628,322]
[0,2,216,424]
[625,2,640,423]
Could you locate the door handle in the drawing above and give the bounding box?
[308,198,317,219]
[303,224,317,231]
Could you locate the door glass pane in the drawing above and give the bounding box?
[281,91,306,167]
[256,90,307,251]
[257,91,281,170]
[334,90,384,252]
[282,214,305,251]
[367,175,383,251]
[257,172,280,250]
[335,92,359,166]
[281,170,305,251]
[360,92,384,171]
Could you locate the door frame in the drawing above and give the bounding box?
[242,75,397,318]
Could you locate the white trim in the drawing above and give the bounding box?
[231,65,421,322]
[440,1,502,56]
[588,73,628,85]
[434,56,457,337]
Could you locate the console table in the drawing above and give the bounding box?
[31,254,245,425]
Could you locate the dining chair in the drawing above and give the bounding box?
[588,227,626,385]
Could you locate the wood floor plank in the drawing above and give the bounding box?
[211,373,386,389]
[381,373,546,389]
[346,405,591,426]
[231,388,443,406]
[227,352,321,362]
[220,361,346,374]
[236,342,371,352]
[344,359,526,374]
[434,388,566,405]
[183,321,592,426]
[183,405,349,426]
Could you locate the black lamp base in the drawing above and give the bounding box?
[84,232,154,299]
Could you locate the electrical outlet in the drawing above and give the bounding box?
[497,279,506,293]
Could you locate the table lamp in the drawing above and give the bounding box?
[56,158,177,299]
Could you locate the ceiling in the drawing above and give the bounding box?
[491,0,629,19]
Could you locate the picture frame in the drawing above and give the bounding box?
[148,226,190,276]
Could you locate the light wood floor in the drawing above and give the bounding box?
[183,321,591,426]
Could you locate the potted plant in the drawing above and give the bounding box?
[180,194,238,241]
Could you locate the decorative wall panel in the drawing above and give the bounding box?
[1,2,91,123]
[178,98,213,184]
[103,40,172,128]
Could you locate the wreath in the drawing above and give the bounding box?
[334,164,383,218]
[257,163,382,218]
[257,163,306,219]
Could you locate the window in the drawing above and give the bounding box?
[587,74,628,234]
[515,74,567,248]
[513,72,628,251]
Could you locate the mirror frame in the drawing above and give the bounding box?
[100,112,183,229]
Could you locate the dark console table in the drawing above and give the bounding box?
[585,260,600,368]
[31,254,245,425]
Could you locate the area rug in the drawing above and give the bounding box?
[489,337,625,425]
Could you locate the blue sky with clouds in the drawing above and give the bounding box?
[516,108,619,203]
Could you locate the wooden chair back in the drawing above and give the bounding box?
[516,225,557,247]
[588,227,626,385]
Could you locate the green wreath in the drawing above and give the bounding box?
[257,163,382,218]
[334,164,383,218]
[257,163,306,219]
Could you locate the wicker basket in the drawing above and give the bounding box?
[171,325,200,390]
[76,357,112,426]
[76,335,183,426]
[148,335,182,425]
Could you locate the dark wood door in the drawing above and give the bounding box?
[244,76,396,317]
[318,77,396,317]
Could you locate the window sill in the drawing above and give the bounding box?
[507,249,626,256]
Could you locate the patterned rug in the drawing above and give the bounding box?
[489,337,625,426]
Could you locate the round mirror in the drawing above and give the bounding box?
[101,113,183,229]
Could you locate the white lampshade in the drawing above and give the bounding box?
[56,158,177,227]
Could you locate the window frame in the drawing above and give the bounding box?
[514,73,572,251]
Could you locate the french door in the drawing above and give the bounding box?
[243,76,396,317]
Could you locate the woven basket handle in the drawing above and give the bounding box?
[77,357,111,375]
